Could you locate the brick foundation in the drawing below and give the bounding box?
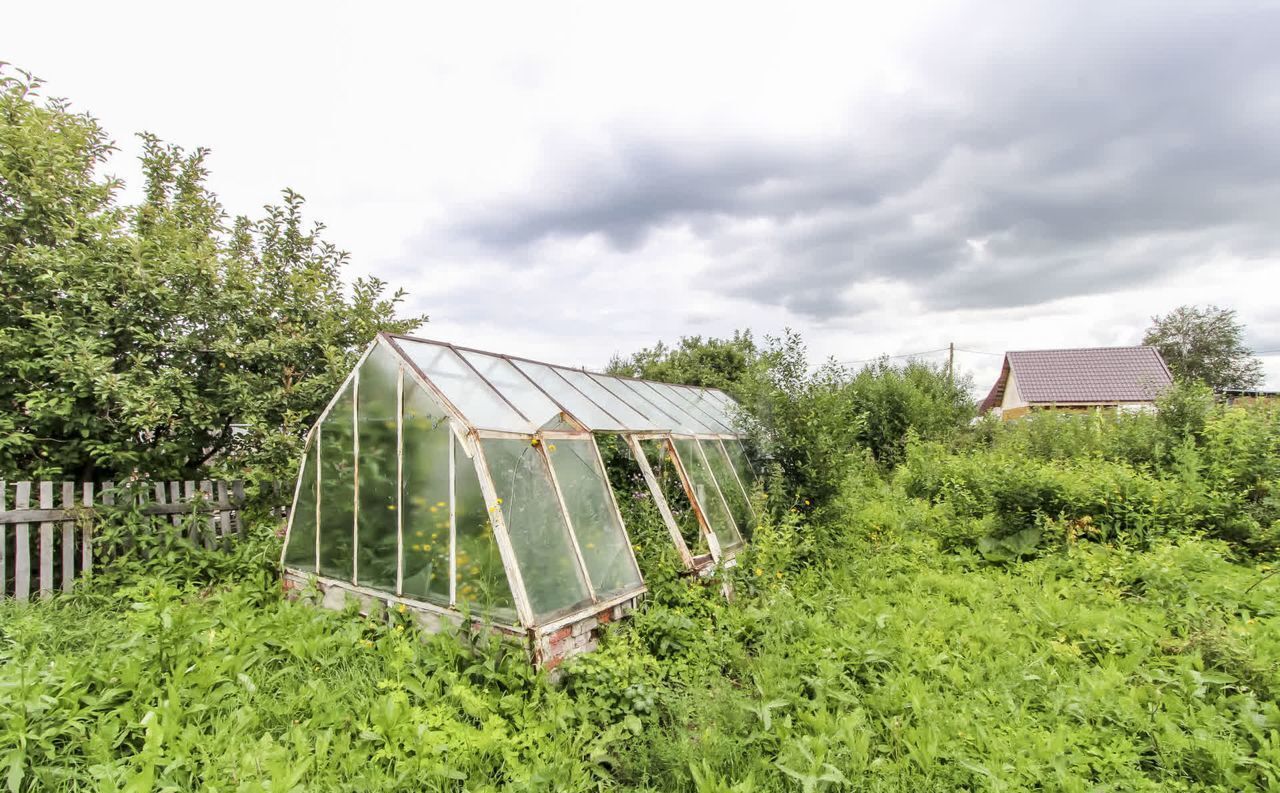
[283,570,639,669]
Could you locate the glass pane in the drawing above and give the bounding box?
[644,383,721,434]
[638,439,707,554]
[510,360,625,430]
[400,379,452,606]
[723,440,760,496]
[624,380,706,434]
[459,350,567,429]
[672,438,742,552]
[455,436,518,622]
[317,384,355,580]
[546,439,642,597]
[669,386,734,433]
[693,390,739,432]
[555,369,660,429]
[701,439,754,536]
[283,441,317,571]
[483,438,592,620]
[356,347,400,590]
[588,374,682,431]
[397,341,530,431]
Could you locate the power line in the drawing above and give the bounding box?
[837,345,1003,366]
[837,347,949,366]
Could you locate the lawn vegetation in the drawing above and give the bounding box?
[4,394,1279,791]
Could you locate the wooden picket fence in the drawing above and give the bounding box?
[0,479,253,600]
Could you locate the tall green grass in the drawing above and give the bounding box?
[3,402,1279,790]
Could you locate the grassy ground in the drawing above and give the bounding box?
[3,522,1278,791]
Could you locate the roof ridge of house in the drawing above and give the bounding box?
[1007,344,1156,355]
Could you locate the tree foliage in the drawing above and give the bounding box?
[0,67,424,480]
[610,330,975,507]
[1143,304,1264,391]
[607,331,760,393]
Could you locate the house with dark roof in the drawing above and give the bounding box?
[979,346,1174,419]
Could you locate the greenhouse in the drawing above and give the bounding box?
[281,333,758,665]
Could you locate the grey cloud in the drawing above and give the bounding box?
[432,2,1280,320]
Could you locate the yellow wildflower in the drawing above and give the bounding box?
[754,568,763,576]
[437,501,446,507]
[548,443,556,451]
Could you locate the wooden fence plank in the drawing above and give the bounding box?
[39,481,54,598]
[14,482,31,601]
[233,481,245,535]
[0,479,266,599]
[167,481,180,528]
[81,482,94,578]
[217,481,232,547]
[61,482,74,592]
[198,481,213,548]
[1,481,7,598]
[181,481,195,542]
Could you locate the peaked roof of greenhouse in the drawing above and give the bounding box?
[382,333,743,436]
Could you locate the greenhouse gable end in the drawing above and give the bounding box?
[280,333,759,666]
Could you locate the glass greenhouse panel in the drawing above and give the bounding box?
[397,342,529,431]
[670,386,734,433]
[554,368,660,429]
[638,438,707,554]
[284,442,318,571]
[672,438,743,552]
[458,350,566,430]
[587,374,679,431]
[483,438,592,620]
[400,380,452,606]
[317,384,356,580]
[618,380,704,434]
[510,360,626,430]
[723,440,759,496]
[700,439,754,536]
[643,382,722,434]
[356,347,401,590]
[546,439,642,597]
[454,436,517,622]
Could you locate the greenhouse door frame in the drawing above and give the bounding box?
[626,431,750,571]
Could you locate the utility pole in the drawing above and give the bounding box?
[948,342,955,386]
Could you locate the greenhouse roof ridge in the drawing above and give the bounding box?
[381,332,743,437]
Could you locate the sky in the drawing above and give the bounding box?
[6,1,1280,393]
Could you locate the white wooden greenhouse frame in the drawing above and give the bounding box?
[280,333,758,665]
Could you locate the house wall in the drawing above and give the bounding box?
[1001,371,1027,411]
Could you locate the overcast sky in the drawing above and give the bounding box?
[7,1,1280,391]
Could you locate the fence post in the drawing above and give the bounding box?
[14,482,31,601]
[38,481,54,598]
[0,482,6,598]
[61,481,75,592]
[81,482,94,580]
